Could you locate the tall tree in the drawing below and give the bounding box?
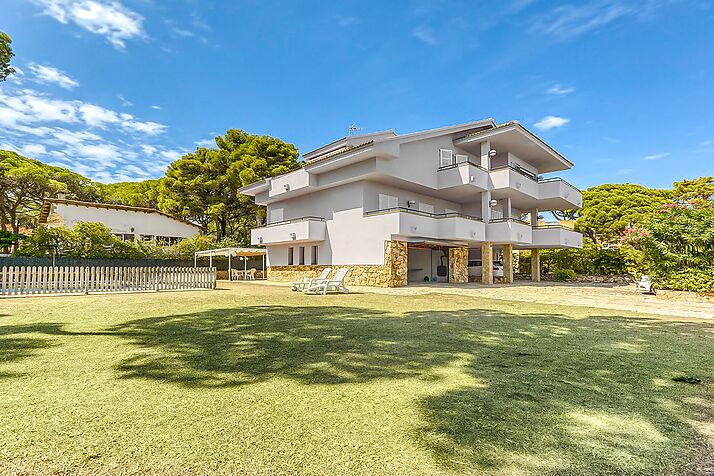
[0,150,99,233]
[673,176,714,202]
[99,179,162,208]
[0,32,16,82]
[159,130,299,241]
[575,183,672,244]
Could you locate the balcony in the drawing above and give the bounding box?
[364,207,486,242]
[538,178,582,208]
[437,158,489,191]
[486,217,533,244]
[251,216,326,245]
[489,165,582,210]
[531,224,583,249]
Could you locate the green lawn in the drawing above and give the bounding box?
[1,283,713,475]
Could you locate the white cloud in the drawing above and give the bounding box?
[194,138,215,148]
[150,105,161,110]
[117,94,133,107]
[34,0,145,50]
[21,143,47,156]
[121,119,167,135]
[28,63,79,89]
[546,84,575,95]
[412,25,437,45]
[533,1,636,39]
[617,167,635,175]
[534,115,570,131]
[79,103,119,126]
[644,152,670,161]
[335,14,360,26]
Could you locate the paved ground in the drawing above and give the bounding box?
[235,280,714,320]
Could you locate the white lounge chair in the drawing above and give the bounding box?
[291,267,332,291]
[305,268,350,294]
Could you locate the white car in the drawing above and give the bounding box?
[637,275,657,295]
[468,260,504,278]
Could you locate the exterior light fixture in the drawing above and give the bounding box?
[284,184,290,191]
[516,182,522,189]
[470,175,475,182]
[489,199,498,207]
[290,232,296,240]
[489,149,497,157]
[258,237,263,244]
[407,200,416,208]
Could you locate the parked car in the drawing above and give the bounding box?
[637,275,657,295]
[468,260,504,278]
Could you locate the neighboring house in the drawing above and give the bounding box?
[239,119,583,287]
[39,197,202,244]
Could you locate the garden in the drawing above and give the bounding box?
[1,283,713,475]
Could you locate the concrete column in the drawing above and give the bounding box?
[481,191,492,223]
[531,248,541,282]
[503,243,513,284]
[479,141,491,169]
[505,197,512,219]
[481,241,493,285]
[530,208,539,226]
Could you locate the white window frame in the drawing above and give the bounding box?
[439,149,454,168]
[378,193,398,210]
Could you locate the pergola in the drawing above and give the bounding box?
[193,247,267,280]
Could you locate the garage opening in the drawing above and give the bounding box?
[407,244,450,283]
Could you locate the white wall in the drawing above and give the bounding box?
[50,203,201,239]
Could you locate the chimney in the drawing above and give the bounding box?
[57,192,66,200]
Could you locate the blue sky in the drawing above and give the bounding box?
[2,0,713,188]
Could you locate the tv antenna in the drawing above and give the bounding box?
[348,123,362,136]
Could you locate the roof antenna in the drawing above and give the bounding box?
[348,123,362,136]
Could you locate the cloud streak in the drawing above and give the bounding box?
[34,0,145,50]
[28,63,79,89]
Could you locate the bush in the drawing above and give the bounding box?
[553,269,577,281]
[517,239,643,276]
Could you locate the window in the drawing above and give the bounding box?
[311,245,318,265]
[378,193,398,210]
[299,246,305,265]
[419,202,434,214]
[439,149,453,167]
[287,247,294,265]
[269,208,284,224]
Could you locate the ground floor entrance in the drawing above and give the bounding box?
[407,244,451,283]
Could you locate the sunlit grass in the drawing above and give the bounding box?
[0,283,712,475]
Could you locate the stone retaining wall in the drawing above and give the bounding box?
[268,240,408,288]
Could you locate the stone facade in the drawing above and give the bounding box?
[267,240,408,288]
[448,247,468,284]
[502,244,514,284]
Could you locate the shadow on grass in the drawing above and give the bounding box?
[0,323,65,379]
[103,305,714,474]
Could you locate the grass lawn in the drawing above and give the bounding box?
[1,283,713,475]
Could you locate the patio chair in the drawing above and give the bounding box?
[305,268,350,295]
[291,267,332,291]
[245,268,257,280]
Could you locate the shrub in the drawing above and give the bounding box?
[553,269,577,282]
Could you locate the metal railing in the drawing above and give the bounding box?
[437,157,488,172]
[489,217,531,225]
[262,216,326,227]
[489,165,580,193]
[364,207,483,221]
[537,176,580,192]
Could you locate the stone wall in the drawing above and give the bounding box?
[267,240,408,288]
[448,247,468,284]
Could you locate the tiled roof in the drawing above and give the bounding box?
[303,140,375,166]
[39,198,204,230]
[456,121,519,140]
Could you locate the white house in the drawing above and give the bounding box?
[239,119,583,287]
[39,197,203,244]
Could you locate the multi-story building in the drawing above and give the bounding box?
[239,119,582,287]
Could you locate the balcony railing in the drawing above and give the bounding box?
[437,157,488,172]
[364,207,483,221]
[490,165,580,192]
[532,224,573,230]
[489,217,530,225]
[537,176,580,192]
[263,216,325,227]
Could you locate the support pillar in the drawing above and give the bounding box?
[449,247,469,284]
[481,241,493,285]
[503,243,513,284]
[531,248,541,282]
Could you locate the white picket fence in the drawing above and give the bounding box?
[0,266,216,297]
